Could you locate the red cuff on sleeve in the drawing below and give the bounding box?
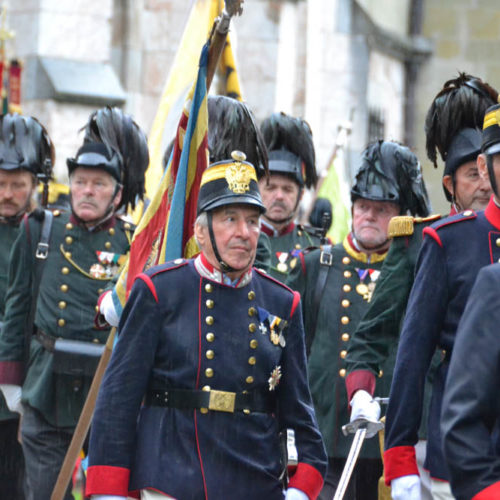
[383,446,419,485]
[473,482,500,500]
[288,462,324,500]
[0,361,24,385]
[85,465,130,497]
[345,370,376,403]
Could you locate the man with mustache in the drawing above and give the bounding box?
[0,113,53,500]
[85,151,327,500]
[258,112,321,283]
[0,107,148,500]
[288,140,430,500]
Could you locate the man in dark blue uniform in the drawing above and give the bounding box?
[383,100,500,500]
[85,151,327,500]
[441,104,500,500]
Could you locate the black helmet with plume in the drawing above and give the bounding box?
[425,72,498,169]
[81,106,149,211]
[260,112,317,189]
[351,141,430,217]
[207,95,268,176]
[0,113,54,177]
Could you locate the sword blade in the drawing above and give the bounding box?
[332,427,367,500]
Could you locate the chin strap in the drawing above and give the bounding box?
[487,155,499,198]
[206,211,236,273]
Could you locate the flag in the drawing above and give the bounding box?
[113,43,209,314]
[318,147,351,244]
[132,0,242,223]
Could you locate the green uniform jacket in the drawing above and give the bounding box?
[0,210,133,427]
[0,222,23,421]
[288,235,392,459]
[345,214,443,438]
[261,221,322,283]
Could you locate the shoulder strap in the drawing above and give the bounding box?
[307,245,333,355]
[24,209,54,367]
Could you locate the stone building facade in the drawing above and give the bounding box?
[6,0,500,212]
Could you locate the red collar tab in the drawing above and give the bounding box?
[485,196,500,231]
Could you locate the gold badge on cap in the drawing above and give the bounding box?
[225,150,254,194]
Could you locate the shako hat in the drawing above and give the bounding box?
[0,113,54,176]
[197,150,265,215]
[67,142,122,182]
[351,140,430,217]
[482,104,500,155]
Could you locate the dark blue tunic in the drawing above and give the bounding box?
[384,198,500,482]
[86,259,326,499]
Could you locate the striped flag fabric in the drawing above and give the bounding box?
[113,43,209,312]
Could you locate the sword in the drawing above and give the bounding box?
[332,417,385,500]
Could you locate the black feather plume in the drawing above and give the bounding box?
[83,106,149,210]
[260,112,317,188]
[425,72,499,168]
[207,95,268,176]
[0,113,54,176]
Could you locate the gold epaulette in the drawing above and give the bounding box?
[388,214,442,238]
[387,216,414,237]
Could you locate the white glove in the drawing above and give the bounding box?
[100,290,120,327]
[350,389,380,423]
[0,384,23,414]
[284,488,309,500]
[391,474,421,500]
[91,496,127,500]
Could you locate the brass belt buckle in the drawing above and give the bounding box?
[208,389,236,413]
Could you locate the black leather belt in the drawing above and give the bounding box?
[35,330,56,352]
[146,388,275,414]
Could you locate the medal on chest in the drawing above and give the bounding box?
[257,307,287,348]
[355,269,380,302]
[92,251,126,278]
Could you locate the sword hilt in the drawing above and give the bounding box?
[342,418,384,438]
